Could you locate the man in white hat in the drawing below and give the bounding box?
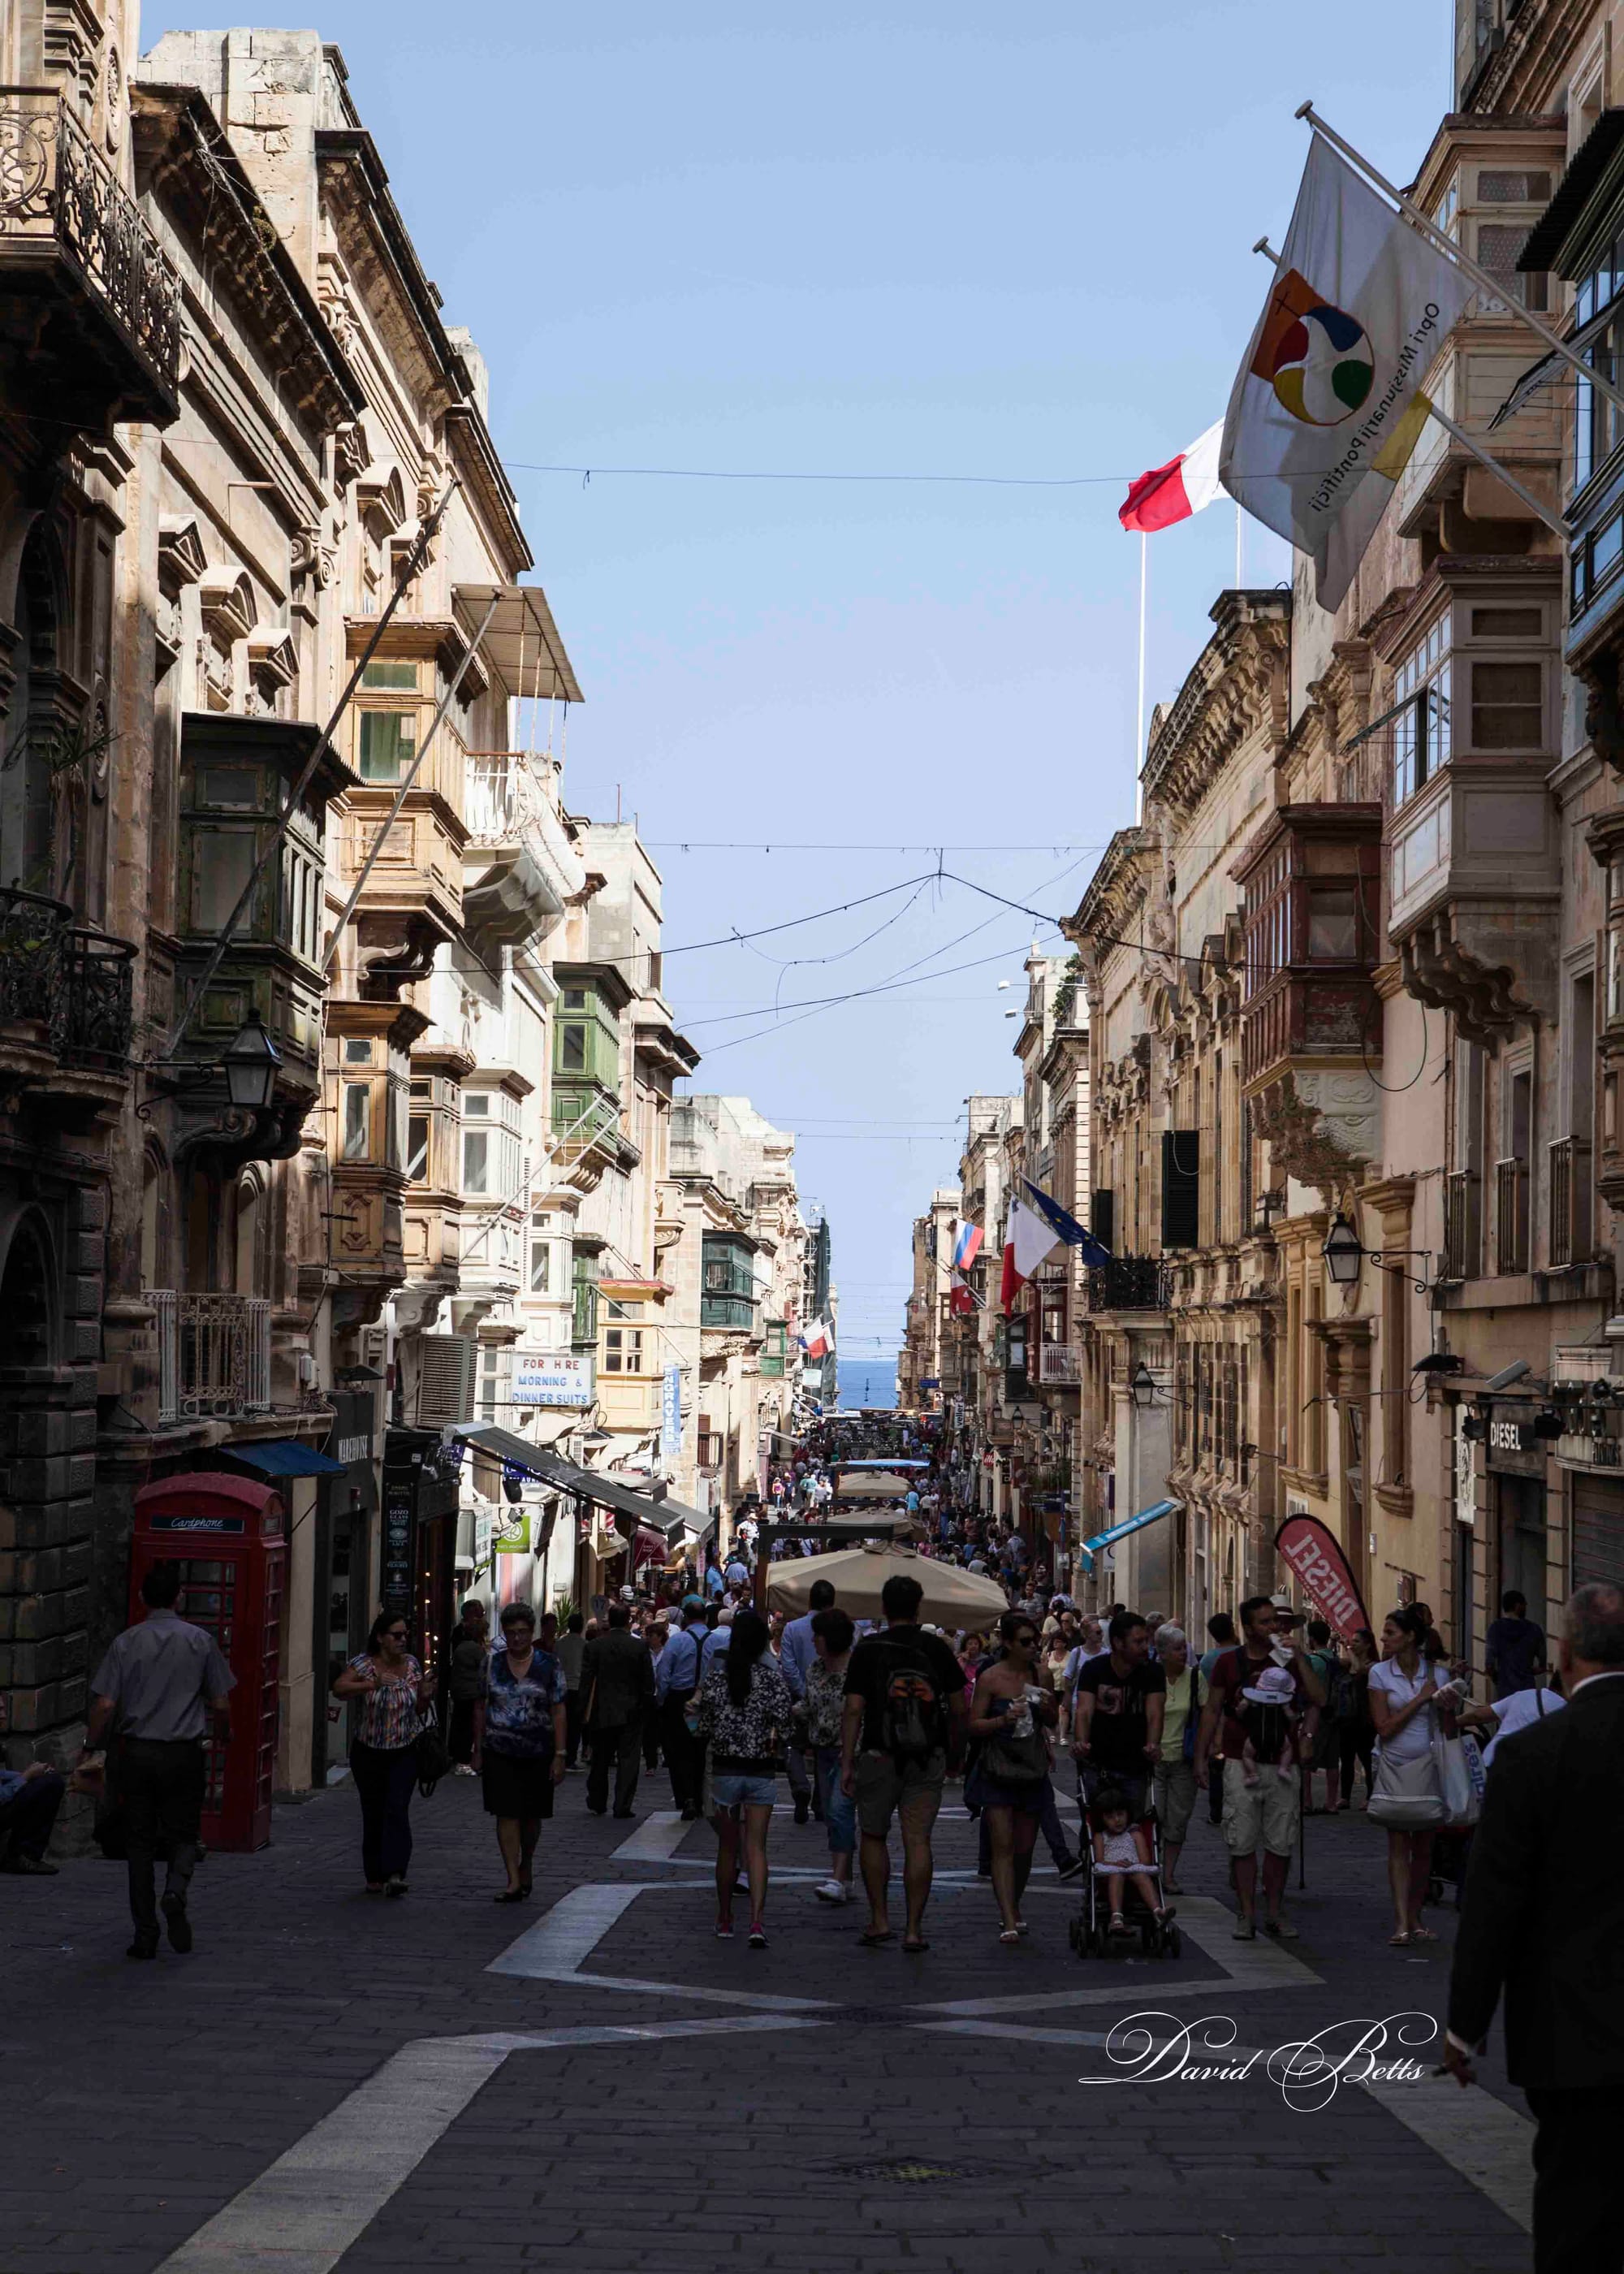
[1193,1593,1325,1941]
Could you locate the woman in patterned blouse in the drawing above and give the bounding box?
[331,1611,437,1896]
[483,1603,568,1901]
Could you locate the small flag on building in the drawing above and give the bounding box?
[949,1275,976,1317]
[800,1317,831,1360]
[1118,418,1225,533]
[1021,1179,1112,1267]
[952,1221,983,1269]
[1000,1194,1062,1313]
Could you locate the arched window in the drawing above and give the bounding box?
[234,1169,270,1295]
[140,1145,171,1290]
[0,1217,54,1368]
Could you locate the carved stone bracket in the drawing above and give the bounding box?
[355,912,442,1001]
[1249,1067,1379,1206]
[1307,1315,1372,1405]
[1397,904,1549,1044]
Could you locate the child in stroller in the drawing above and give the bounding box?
[1069,1782,1181,1957]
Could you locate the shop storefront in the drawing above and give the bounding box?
[1571,1469,1624,1589]
[313,1388,382,1788]
[1486,1412,1550,1624]
[381,1425,462,1682]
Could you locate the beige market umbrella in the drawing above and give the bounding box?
[766,1542,1008,1623]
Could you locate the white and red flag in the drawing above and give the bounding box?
[1118,417,1225,534]
[999,1194,1061,1313]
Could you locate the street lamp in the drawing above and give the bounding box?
[222,1009,282,1111]
[1323,1212,1363,1286]
[1129,1362,1158,1410]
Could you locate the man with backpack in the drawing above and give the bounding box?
[840,1573,968,1952]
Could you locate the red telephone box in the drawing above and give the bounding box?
[129,1472,286,1853]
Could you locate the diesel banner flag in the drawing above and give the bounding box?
[1274,1511,1371,1644]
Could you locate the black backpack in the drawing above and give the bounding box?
[874,1636,948,1766]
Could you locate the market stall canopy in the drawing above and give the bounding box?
[767,1543,1006,1623]
[835,1459,931,1471]
[833,1471,919,1500]
[1078,1498,1180,1567]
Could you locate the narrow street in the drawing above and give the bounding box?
[2,1769,1530,2272]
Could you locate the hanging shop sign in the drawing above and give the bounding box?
[512,1351,594,1408]
[1485,1414,1546,1478]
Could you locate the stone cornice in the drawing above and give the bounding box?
[1142,590,1291,825]
[133,84,365,437]
[1067,827,1156,953]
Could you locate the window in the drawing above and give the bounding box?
[603,1327,644,1373]
[560,1022,586,1071]
[1476,221,1548,313]
[607,1299,645,1319]
[563,988,586,1009]
[1392,616,1452,806]
[342,1082,370,1162]
[407,1115,430,1182]
[343,1037,373,1064]
[464,1092,490,1117]
[529,1238,550,1294]
[191,831,255,934]
[572,1254,599,1343]
[361,661,418,691]
[357,710,417,782]
[1471,607,1540,639]
[1471,661,1542,749]
[1307,887,1359,960]
[463,1128,489,1194]
[1432,174,1458,240]
[198,767,257,808]
[1477,169,1550,205]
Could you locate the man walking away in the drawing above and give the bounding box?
[1444,1583,1624,2274]
[555,1613,586,1769]
[82,1563,234,1958]
[840,1573,968,1953]
[1485,1589,1546,1701]
[657,1596,707,1819]
[581,1602,656,1818]
[447,1597,489,1776]
[1194,1594,1323,1943]
[780,1578,835,1823]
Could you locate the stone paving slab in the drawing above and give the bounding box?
[0,1768,1533,2272]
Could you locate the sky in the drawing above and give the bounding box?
[145,0,1453,1366]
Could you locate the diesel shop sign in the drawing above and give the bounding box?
[1486,1415,1545,1477]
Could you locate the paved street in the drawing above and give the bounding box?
[2,1771,1534,2272]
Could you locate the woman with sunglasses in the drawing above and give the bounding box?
[966,1610,1059,1943]
[331,1610,437,1896]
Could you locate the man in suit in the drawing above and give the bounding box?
[580,1602,656,1819]
[1443,1580,1624,2273]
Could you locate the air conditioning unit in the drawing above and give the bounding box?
[417,1334,476,1425]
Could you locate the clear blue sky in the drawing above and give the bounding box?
[146,1,1452,1360]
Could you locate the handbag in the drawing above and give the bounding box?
[1437,1731,1483,1827]
[1367,1744,1447,1827]
[413,1701,451,1796]
[983,1697,1052,1785]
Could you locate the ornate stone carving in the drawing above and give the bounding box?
[355,912,442,1001]
[1397,905,1544,1044]
[1249,1067,1378,1205]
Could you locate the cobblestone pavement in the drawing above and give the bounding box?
[0,1770,1534,2272]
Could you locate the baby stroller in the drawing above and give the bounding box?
[1067,1785,1182,1961]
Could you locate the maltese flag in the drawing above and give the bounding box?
[1000,1195,1062,1313]
[1119,418,1225,534]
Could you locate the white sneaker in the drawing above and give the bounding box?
[452,1763,477,1778]
[814,1878,850,1904]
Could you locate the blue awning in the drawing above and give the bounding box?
[225,1439,347,1479]
[1078,1498,1179,1567]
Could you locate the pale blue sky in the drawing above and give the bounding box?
[146,1,1452,1360]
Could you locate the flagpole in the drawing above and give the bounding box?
[1135,531,1147,823]
[1297,102,1624,422]
[1254,237,1569,540]
[1235,498,1244,588]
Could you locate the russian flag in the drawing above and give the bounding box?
[1119,418,1224,534]
[952,1221,983,1270]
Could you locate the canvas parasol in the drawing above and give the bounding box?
[766,1542,1008,1623]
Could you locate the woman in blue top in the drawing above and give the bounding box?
[483,1602,568,1902]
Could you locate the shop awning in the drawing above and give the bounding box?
[654,1493,713,1543]
[225,1440,347,1479]
[450,1425,679,1537]
[1078,1498,1179,1567]
[836,1459,930,1471]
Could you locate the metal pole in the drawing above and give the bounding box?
[1255,239,1569,539]
[1297,103,1624,420]
[322,592,503,975]
[163,479,460,1058]
[1135,532,1147,822]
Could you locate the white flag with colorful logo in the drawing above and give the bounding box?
[1220,137,1474,611]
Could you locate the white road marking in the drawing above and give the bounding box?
[487,1882,836,2009]
[922,2017,1532,2235]
[155,2018,823,2271]
[611,1809,690,1861]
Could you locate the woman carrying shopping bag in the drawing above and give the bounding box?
[1367,1606,1458,1946]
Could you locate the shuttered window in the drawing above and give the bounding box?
[1161,1130,1200,1249]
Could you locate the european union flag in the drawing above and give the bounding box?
[1021,1179,1112,1267]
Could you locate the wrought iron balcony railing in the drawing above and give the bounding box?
[0,886,135,1074]
[153,1290,273,1425]
[1086,1254,1170,1313]
[1548,1136,1592,1271]
[1443,1169,1479,1281]
[1495,1156,1529,1277]
[0,89,182,416]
